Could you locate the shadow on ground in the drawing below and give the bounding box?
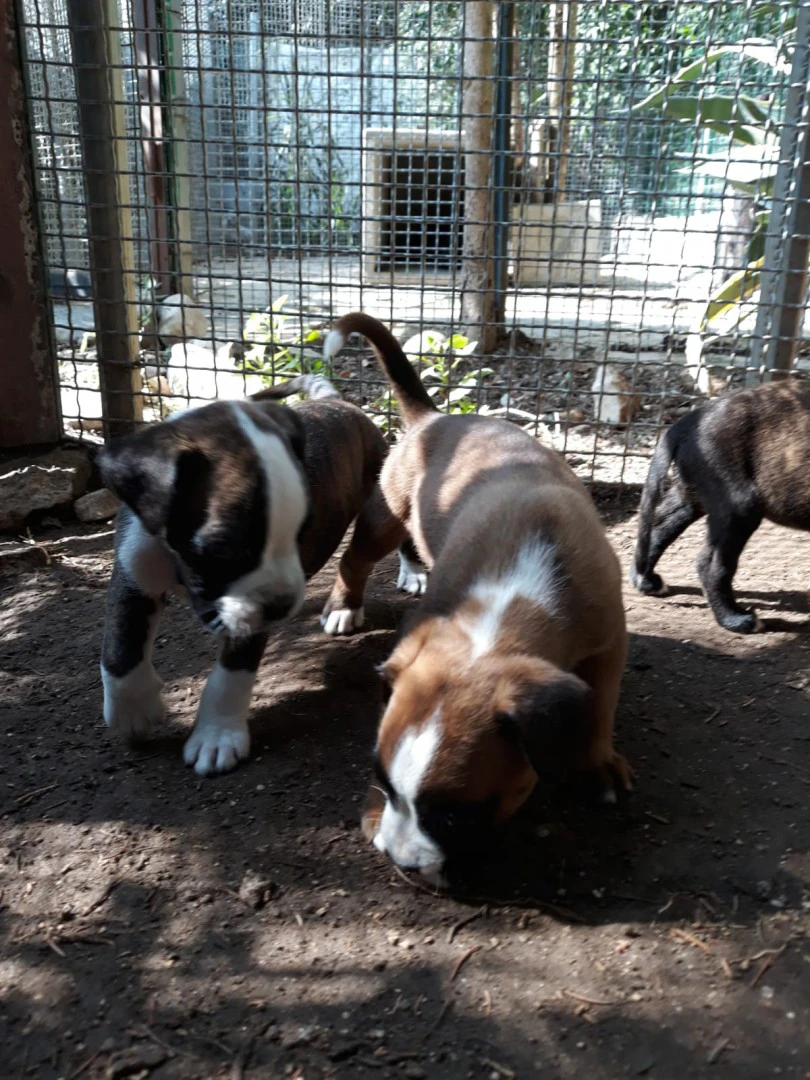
[1,516,809,1078]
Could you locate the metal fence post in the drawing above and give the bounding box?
[0,0,61,448]
[750,0,810,382]
[66,0,142,438]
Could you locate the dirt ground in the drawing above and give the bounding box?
[2,492,810,1080]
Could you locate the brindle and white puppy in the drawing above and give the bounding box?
[632,379,810,633]
[100,377,387,775]
[320,314,632,884]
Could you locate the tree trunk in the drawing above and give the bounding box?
[545,1,577,203]
[460,1,498,352]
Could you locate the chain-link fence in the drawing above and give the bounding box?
[15,0,810,483]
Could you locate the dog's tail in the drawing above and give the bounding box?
[324,313,436,426]
[631,424,678,593]
[251,374,339,402]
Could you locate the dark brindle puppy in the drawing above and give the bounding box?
[100,376,386,775]
[632,380,810,633]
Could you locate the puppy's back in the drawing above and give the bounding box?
[687,382,810,527]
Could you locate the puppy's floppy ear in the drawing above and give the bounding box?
[379,616,436,689]
[376,661,394,705]
[498,671,593,776]
[99,427,209,537]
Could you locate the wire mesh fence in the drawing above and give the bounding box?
[15,0,810,483]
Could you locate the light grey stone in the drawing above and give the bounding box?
[0,448,91,532]
[74,488,120,523]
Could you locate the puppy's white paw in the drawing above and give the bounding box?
[183,724,250,776]
[396,548,428,596]
[396,564,428,596]
[101,662,165,742]
[186,665,255,776]
[321,606,365,635]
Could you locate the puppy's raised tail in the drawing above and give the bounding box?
[324,313,436,426]
[631,424,678,595]
[251,374,339,402]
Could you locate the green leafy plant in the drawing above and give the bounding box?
[367,330,492,433]
[633,10,796,385]
[241,295,323,384]
[415,331,493,414]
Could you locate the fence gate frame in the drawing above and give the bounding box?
[0,0,60,449]
[6,0,810,457]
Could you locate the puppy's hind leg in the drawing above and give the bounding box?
[321,484,407,635]
[396,536,428,596]
[632,483,702,597]
[697,508,762,633]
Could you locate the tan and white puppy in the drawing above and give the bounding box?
[100,376,387,775]
[320,314,632,883]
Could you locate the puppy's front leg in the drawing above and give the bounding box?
[575,632,634,802]
[101,546,169,742]
[183,633,268,776]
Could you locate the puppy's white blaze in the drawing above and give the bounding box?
[463,539,562,661]
[232,404,308,560]
[323,328,347,363]
[217,405,308,635]
[375,709,444,873]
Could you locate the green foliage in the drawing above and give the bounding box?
[368,329,492,432]
[264,74,355,250]
[417,332,493,414]
[634,8,795,373]
[241,296,323,383]
[570,1,793,213]
[396,3,463,118]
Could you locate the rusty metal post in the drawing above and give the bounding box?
[66,0,142,438]
[0,1,61,448]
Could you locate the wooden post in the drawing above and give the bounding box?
[67,0,142,438]
[0,2,61,448]
[133,0,174,296]
[460,1,498,353]
[492,1,514,325]
[165,0,193,288]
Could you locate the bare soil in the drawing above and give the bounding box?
[2,493,810,1079]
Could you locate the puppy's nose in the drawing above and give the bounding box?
[262,596,296,622]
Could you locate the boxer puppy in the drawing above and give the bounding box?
[319,314,631,883]
[100,375,387,775]
[632,379,810,633]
